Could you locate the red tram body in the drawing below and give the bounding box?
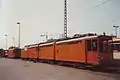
[4,50,9,58]
[8,49,14,58]
[7,48,21,59]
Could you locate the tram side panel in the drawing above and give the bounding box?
[21,49,28,59]
[55,40,86,64]
[38,43,55,61]
[27,47,38,60]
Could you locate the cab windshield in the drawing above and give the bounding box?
[99,40,109,52]
[111,43,120,51]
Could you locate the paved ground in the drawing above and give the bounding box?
[0,58,120,80]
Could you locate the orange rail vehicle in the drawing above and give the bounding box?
[38,42,55,63]
[55,35,113,67]
[21,34,113,67]
[26,44,39,62]
[21,48,28,60]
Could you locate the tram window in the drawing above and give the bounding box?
[111,43,120,51]
[110,44,114,50]
[113,44,117,50]
[87,40,91,51]
[104,41,108,52]
[116,44,120,51]
[119,44,120,51]
[92,40,97,51]
[99,40,103,52]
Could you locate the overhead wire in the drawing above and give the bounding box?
[93,0,114,8]
[74,0,115,15]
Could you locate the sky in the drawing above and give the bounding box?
[0,0,120,48]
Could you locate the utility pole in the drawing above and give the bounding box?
[5,34,8,50]
[40,32,48,41]
[17,22,20,48]
[113,25,119,38]
[64,0,67,38]
[12,37,15,47]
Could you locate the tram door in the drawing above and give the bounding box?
[86,39,98,64]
